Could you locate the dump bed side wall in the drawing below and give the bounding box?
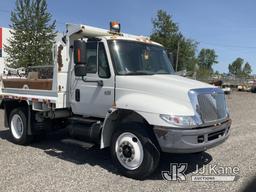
[0,41,69,110]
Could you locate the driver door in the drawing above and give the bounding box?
[70,41,114,118]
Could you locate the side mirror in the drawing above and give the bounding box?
[74,64,87,77]
[74,40,87,76]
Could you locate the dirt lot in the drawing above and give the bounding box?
[0,91,256,192]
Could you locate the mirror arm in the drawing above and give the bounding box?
[82,76,104,86]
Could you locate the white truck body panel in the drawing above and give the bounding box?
[115,75,214,126]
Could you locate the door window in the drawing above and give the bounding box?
[98,43,110,78]
[84,41,110,78]
[86,42,97,73]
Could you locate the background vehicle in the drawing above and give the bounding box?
[0,22,231,179]
[222,83,231,94]
[237,83,251,92]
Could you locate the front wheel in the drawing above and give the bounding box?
[111,123,160,179]
[9,108,32,145]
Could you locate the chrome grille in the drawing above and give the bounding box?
[197,93,227,123]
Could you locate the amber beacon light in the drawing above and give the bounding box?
[110,21,121,33]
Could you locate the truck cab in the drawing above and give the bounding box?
[0,22,231,179]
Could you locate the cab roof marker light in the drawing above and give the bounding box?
[110,21,121,33]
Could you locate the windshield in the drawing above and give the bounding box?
[108,40,175,75]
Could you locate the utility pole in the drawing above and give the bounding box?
[175,41,180,72]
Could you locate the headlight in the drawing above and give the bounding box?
[159,114,197,128]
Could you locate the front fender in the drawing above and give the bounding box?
[115,93,194,126]
[100,93,195,149]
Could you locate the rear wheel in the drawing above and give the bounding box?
[9,108,32,145]
[111,123,160,179]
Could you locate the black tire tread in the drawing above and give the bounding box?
[110,122,160,179]
[9,107,32,145]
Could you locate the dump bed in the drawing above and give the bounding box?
[0,43,68,109]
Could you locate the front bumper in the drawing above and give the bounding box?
[153,119,231,153]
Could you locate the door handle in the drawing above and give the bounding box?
[82,77,103,86]
[75,89,80,102]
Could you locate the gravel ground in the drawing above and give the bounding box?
[0,91,256,192]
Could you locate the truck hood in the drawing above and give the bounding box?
[115,75,214,116]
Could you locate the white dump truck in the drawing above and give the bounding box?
[0,22,231,179]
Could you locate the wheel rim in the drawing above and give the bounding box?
[10,114,24,139]
[115,132,144,170]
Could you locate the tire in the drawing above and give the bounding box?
[9,108,32,145]
[111,123,160,179]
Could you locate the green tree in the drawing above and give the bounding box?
[4,0,56,68]
[215,70,220,75]
[228,58,244,76]
[242,62,252,77]
[196,49,218,80]
[150,10,197,72]
[197,48,218,71]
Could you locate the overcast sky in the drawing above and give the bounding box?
[1,0,256,73]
